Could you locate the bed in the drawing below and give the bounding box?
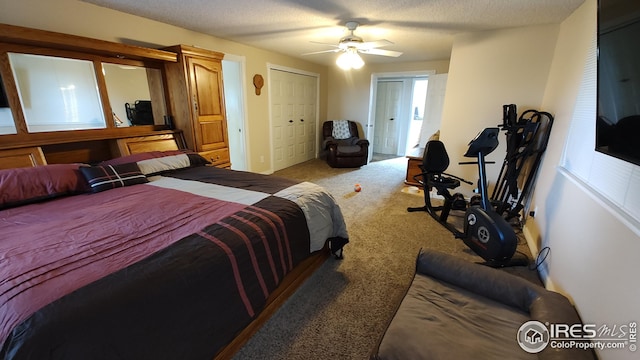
[0,149,348,360]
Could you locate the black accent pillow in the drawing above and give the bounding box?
[80,162,148,193]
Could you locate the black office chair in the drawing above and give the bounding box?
[407,140,472,235]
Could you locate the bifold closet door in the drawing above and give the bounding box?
[373,81,402,155]
[270,69,317,171]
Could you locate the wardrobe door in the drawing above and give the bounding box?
[164,44,231,168]
[188,56,227,152]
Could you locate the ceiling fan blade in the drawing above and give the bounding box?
[359,48,403,57]
[358,39,393,49]
[302,49,342,56]
[310,41,339,47]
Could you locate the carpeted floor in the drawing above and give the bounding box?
[232,157,540,360]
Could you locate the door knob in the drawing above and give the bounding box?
[300,119,305,122]
[289,120,294,123]
[389,118,395,121]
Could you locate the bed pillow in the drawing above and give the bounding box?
[99,150,185,166]
[0,164,89,209]
[136,153,210,175]
[99,151,210,175]
[80,162,148,193]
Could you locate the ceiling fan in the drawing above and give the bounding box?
[303,21,403,69]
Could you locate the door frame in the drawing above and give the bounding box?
[267,63,320,174]
[367,70,435,159]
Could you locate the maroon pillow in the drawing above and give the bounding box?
[0,164,89,209]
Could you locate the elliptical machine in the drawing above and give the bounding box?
[491,104,554,222]
[460,128,527,267]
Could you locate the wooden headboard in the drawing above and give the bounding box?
[0,147,47,170]
[115,134,181,156]
[0,132,185,169]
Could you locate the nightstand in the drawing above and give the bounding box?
[405,147,424,187]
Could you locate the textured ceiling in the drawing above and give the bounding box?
[83,0,585,66]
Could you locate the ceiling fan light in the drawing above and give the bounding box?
[336,50,365,70]
[351,53,364,69]
[336,52,351,69]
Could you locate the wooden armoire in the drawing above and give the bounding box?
[163,45,230,168]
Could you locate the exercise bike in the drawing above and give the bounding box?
[408,128,528,267]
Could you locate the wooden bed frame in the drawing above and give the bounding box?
[0,142,330,360]
[0,131,189,165]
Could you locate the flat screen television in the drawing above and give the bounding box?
[596,0,640,166]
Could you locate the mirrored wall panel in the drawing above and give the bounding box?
[103,63,167,127]
[8,53,106,132]
[0,74,16,135]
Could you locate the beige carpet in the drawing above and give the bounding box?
[232,157,538,360]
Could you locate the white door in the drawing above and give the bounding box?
[222,58,247,170]
[271,69,295,171]
[270,69,317,171]
[374,81,403,154]
[419,73,448,147]
[295,74,317,164]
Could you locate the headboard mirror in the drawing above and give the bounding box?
[0,24,187,166]
[0,23,179,154]
[102,63,167,128]
[5,52,169,133]
[8,52,107,133]
[0,73,15,135]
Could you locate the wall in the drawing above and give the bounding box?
[0,0,328,174]
[527,1,640,358]
[438,24,559,189]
